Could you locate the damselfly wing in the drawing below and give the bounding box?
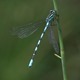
[48,25,59,54]
[12,21,43,39]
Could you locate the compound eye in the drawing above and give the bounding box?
[50,10,53,13]
[50,10,55,14]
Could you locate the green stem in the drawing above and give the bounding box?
[52,0,67,80]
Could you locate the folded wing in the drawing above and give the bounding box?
[48,26,59,53]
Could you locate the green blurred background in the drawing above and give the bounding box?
[0,0,80,80]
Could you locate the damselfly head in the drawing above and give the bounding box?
[49,10,59,21]
[50,10,55,14]
[46,10,56,22]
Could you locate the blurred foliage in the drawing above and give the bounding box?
[0,0,80,80]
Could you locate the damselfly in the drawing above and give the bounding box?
[12,10,59,67]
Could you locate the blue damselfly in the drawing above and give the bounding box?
[12,10,59,67]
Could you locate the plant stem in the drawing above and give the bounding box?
[52,0,67,80]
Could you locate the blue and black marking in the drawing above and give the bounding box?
[28,10,58,67]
